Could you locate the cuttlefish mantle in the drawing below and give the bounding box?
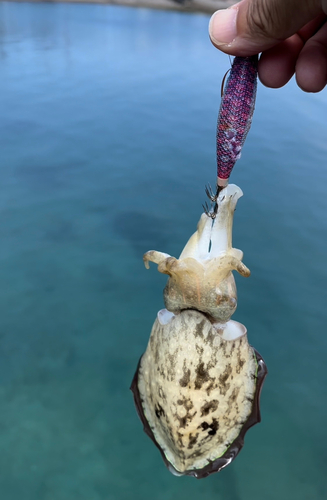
[131,184,267,478]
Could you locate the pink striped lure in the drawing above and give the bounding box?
[216,55,258,188]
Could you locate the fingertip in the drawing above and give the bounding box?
[296,42,327,92]
[209,8,238,47]
[258,36,303,88]
[209,3,280,56]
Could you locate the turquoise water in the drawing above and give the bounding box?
[1,2,327,498]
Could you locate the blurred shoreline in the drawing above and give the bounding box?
[3,0,236,15]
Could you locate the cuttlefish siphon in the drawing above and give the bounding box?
[131,184,267,479]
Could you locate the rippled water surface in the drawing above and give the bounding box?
[1,2,327,499]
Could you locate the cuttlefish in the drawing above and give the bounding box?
[131,184,267,479]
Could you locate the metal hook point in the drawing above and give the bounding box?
[205,184,217,202]
[202,202,216,219]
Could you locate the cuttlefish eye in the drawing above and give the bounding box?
[131,184,267,478]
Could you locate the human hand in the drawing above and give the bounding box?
[209,0,327,92]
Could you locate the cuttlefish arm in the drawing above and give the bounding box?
[144,185,249,279]
[205,253,250,279]
[143,251,171,270]
[142,185,250,321]
[179,213,212,261]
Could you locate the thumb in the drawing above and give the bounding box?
[209,0,323,56]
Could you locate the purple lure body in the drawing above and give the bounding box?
[216,55,258,182]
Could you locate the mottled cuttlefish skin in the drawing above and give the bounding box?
[137,309,257,473]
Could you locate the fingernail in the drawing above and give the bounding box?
[209,7,238,45]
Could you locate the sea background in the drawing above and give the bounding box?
[1,2,327,499]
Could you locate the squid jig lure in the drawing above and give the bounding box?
[206,55,259,216]
[131,56,267,479]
